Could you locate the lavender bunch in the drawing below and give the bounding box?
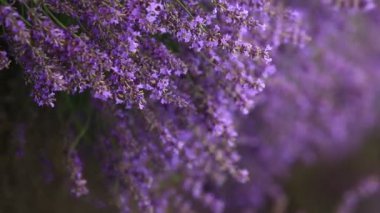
[0,0,281,211]
[1,0,380,213]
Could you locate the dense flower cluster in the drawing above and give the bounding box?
[0,0,280,211]
[1,0,380,212]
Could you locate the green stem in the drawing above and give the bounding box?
[174,0,194,18]
[0,2,33,27]
[69,114,91,151]
[20,17,32,27]
[172,0,208,33]
[42,4,67,29]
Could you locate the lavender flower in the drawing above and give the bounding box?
[0,50,11,71]
[324,0,376,11]
[67,150,89,197]
[337,176,380,213]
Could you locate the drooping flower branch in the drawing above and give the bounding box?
[0,0,379,212]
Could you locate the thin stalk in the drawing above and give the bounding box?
[172,0,208,33]
[42,4,67,29]
[69,114,91,151]
[174,0,194,18]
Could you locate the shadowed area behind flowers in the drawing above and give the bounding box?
[0,66,115,213]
